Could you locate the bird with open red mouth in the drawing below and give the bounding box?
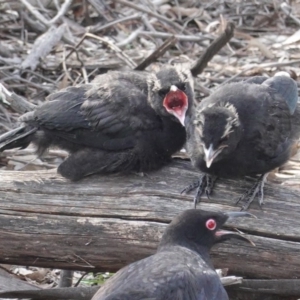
[0,66,194,181]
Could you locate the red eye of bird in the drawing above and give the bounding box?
[206,219,216,230]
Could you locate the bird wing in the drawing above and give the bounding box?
[91,249,228,300]
[160,265,228,300]
[247,77,299,160]
[263,75,298,114]
[81,72,160,136]
[243,76,268,85]
[28,72,162,151]
[30,85,91,131]
[252,102,294,160]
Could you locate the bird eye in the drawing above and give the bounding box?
[158,88,169,97]
[206,219,216,230]
[177,83,186,91]
[220,135,229,144]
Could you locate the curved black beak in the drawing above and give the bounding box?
[215,230,255,246]
[225,211,257,220]
[215,211,256,246]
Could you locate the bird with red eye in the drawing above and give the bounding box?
[91,209,255,300]
[206,218,217,230]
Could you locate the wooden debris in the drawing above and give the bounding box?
[21,24,67,71]
[134,36,177,70]
[0,83,36,114]
[0,160,300,280]
[1,1,300,299]
[190,21,235,77]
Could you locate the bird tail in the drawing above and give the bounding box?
[0,125,37,152]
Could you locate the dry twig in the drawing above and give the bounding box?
[135,36,177,71]
[191,22,235,77]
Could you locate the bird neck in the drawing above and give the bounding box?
[184,110,194,127]
[158,117,186,152]
[157,240,214,267]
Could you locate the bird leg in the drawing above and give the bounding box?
[205,175,218,198]
[181,174,218,208]
[236,173,268,211]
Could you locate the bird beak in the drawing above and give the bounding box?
[215,230,255,245]
[170,85,178,92]
[203,144,221,168]
[163,85,188,127]
[215,211,256,246]
[174,109,187,127]
[225,211,257,220]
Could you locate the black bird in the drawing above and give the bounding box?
[0,66,194,181]
[91,209,254,300]
[184,72,300,210]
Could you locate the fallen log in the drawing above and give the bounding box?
[228,279,300,296]
[2,279,300,300]
[0,159,300,281]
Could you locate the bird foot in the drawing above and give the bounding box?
[181,174,218,208]
[236,173,268,211]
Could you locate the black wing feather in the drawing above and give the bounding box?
[24,72,162,151]
[92,248,228,300]
[263,75,298,114]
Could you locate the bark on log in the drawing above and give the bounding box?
[0,159,300,280]
[228,279,300,296]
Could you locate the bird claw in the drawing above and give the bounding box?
[205,189,211,200]
[182,174,218,208]
[236,174,268,210]
[181,180,200,194]
[193,180,206,208]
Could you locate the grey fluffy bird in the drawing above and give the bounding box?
[0,66,194,181]
[91,209,253,300]
[184,72,300,210]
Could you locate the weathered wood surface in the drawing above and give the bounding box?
[228,279,300,296]
[0,159,300,280]
[0,268,40,292]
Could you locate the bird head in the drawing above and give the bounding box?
[147,66,194,127]
[158,209,255,255]
[193,103,241,168]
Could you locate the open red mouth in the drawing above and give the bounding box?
[162,87,188,126]
[163,89,188,112]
